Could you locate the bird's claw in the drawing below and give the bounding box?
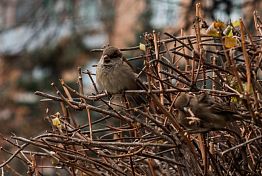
[186,116,201,125]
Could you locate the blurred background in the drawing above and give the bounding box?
[0,0,261,170]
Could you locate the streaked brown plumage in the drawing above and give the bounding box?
[175,92,244,130]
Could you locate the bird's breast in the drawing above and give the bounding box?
[97,63,137,94]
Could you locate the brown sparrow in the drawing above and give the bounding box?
[175,92,244,130]
[96,46,145,106]
[96,46,139,94]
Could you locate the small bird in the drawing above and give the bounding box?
[96,46,145,106]
[175,92,244,130]
[96,46,139,94]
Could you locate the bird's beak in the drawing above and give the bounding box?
[183,107,189,112]
[102,55,110,64]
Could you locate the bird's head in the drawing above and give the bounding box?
[100,46,123,65]
[174,92,192,110]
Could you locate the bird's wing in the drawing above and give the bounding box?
[197,93,237,114]
[210,103,235,114]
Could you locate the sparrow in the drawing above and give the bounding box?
[96,46,145,106]
[174,92,200,129]
[174,92,244,130]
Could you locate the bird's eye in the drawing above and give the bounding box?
[112,51,121,58]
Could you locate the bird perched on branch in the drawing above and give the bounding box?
[174,92,245,131]
[96,46,145,106]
